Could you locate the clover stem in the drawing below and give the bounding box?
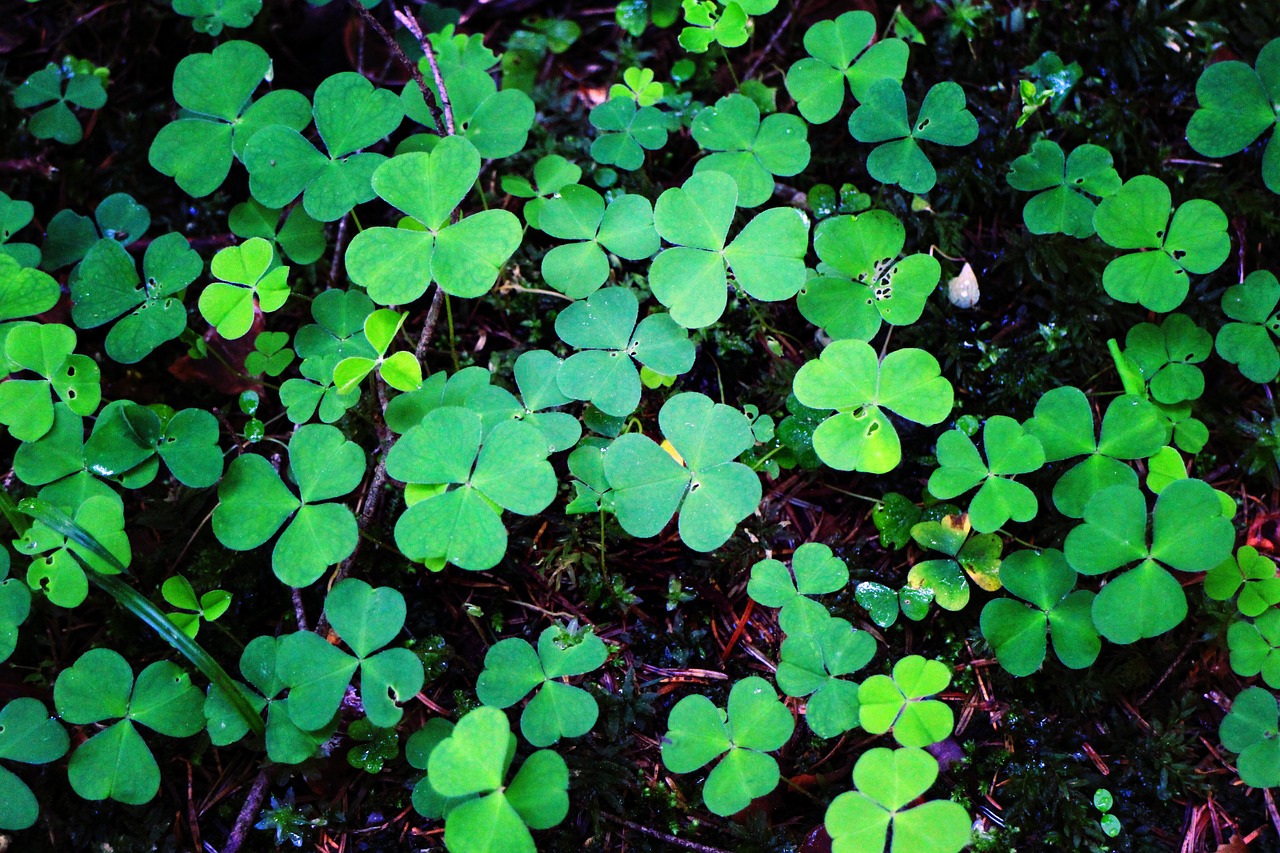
[718,44,740,89]
[445,293,459,372]
[748,444,784,471]
[821,485,884,504]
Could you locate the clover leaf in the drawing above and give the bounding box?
[1221,687,1280,788]
[0,255,59,322]
[476,625,608,746]
[661,676,794,816]
[691,94,810,207]
[278,579,424,729]
[858,655,953,747]
[406,718,463,819]
[0,192,41,268]
[928,415,1045,533]
[425,707,569,853]
[246,72,403,222]
[855,581,934,628]
[401,61,536,159]
[1229,610,1280,689]
[0,548,31,664]
[610,66,666,107]
[0,325,101,442]
[1063,479,1234,644]
[538,187,659,298]
[161,575,231,640]
[872,492,921,550]
[512,350,582,453]
[245,331,295,377]
[1217,270,1280,383]
[70,232,202,363]
[797,211,942,341]
[777,611,875,738]
[388,407,555,571]
[1024,386,1169,517]
[345,137,522,304]
[204,635,336,764]
[848,80,978,194]
[13,58,107,145]
[784,11,909,124]
[53,648,204,804]
[213,424,365,587]
[589,96,670,171]
[747,542,849,634]
[906,514,1001,613]
[83,400,223,488]
[825,746,971,853]
[1186,38,1280,194]
[172,0,262,36]
[1092,176,1229,312]
[554,288,694,416]
[41,192,151,271]
[149,40,312,197]
[1119,314,1211,407]
[502,154,582,229]
[1207,547,1280,618]
[0,698,68,830]
[198,237,290,340]
[229,199,326,265]
[604,392,761,552]
[1006,140,1121,238]
[678,0,772,54]
[334,309,423,394]
[792,340,954,473]
[979,549,1099,677]
[650,172,809,328]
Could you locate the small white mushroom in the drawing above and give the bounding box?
[947,262,980,309]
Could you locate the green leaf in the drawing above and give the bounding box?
[691,94,810,207]
[929,416,1044,533]
[1220,687,1280,788]
[0,255,59,322]
[0,698,67,830]
[1187,40,1280,192]
[747,542,848,633]
[857,655,953,747]
[1228,610,1280,689]
[172,0,262,35]
[0,192,40,269]
[589,96,669,170]
[825,747,971,853]
[1007,141,1120,238]
[1207,547,1280,617]
[1217,270,1280,382]
[276,630,358,731]
[793,340,953,473]
[784,11,909,124]
[848,80,978,193]
[776,614,875,737]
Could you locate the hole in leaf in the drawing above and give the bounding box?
[1156,230,1165,240]
[916,119,931,131]
[1171,249,1186,260]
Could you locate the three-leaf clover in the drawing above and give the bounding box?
[747,542,849,634]
[660,676,795,816]
[345,136,522,304]
[1207,546,1280,617]
[691,93,811,207]
[1186,38,1280,194]
[213,424,365,587]
[610,66,666,106]
[979,549,1099,677]
[70,232,203,363]
[1217,270,1280,383]
[604,392,762,552]
[0,699,68,830]
[554,287,694,416]
[245,72,404,222]
[0,324,101,442]
[1220,687,1280,788]
[1063,479,1234,644]
[797,211,942,341]
[161,575,231,640]
[278,579,424,729]
[906,514,1001,613]
[792,340,954,473]
[476,625,609,746]
[198,237,291,340]
[1024,386,1169,518]
[40,192,151,271]
[1006,140,1120,238]
[776,611,876,738]
[848,80,979,194]
[784,11,909,124]
[677,0,755,54]
[650,172,809,328]
[388,408,556,571]
[425,707,570,853]
[824,746,971,853]
[81,400,223,489]
[502,154,582,229]
[13,58,107,145]
[0,192,41,268]
[333,309,422,393]
[537,187,660,298]
[172,0,262,35]
[857,655,954,747]
[53,648,204,804]
[928,415,1045,533]
[149,40,312,197]
[229,200,326,265]
[588,96,670,171]
[1229,609,1280,689]
[1092,176,1229,312]
[1121,313,1211,405]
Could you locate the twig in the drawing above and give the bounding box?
[600,814,734,853]
[291,588,309,633]
[394,9,455,135]
[415,286,446,359]
[222,768,270,853]
[742,3,795,81]
[346,0,444,133]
